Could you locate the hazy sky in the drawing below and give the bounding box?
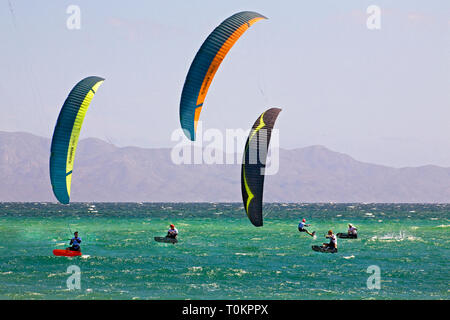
[1,0,449,167]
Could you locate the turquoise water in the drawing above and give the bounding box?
[0,203,448,300]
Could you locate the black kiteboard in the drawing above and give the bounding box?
[154,236,178,244]
[337,233,357,239]
[312,245,337,253]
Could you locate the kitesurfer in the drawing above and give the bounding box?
[348,224,357,236]
[167,224,178,239]
[67,231,82,251]
[323,230,337,249]
[298,218,315,237]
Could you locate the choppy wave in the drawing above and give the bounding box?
[369,231,423,242]
[0,203,448,299]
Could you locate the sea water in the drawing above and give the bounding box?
[0,203,448,299]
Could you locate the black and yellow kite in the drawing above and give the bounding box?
[241,108,282,227]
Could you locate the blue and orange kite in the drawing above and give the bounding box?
[179,11,267,140]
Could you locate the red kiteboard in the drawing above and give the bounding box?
[53,249,82,257]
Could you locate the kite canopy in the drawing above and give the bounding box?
[241,108,282,227]
[180,11,267,141]
[49,76,105,204]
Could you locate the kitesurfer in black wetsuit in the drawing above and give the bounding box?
[323,230,337,250]
[298,218,315,237]
[347,224,357,236]
[67,231,81,251]
[167,224,178,239]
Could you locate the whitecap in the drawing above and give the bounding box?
[47,273,61,278]
[188,266,203,272]
[370,231,423,242]
[231,269,248,277]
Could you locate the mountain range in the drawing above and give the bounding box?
[0,131,449,203]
